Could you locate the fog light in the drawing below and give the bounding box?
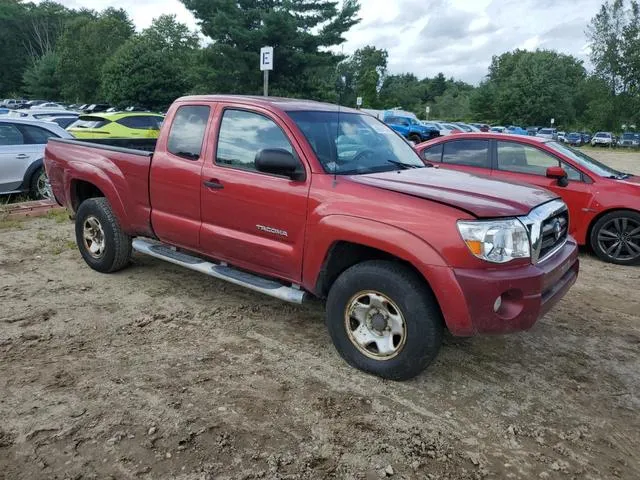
[493,296,502,312]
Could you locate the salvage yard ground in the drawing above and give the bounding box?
[1,150,639,480]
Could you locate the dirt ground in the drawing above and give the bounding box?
[1,149,639,480]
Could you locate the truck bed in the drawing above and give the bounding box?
[44,137,156,237]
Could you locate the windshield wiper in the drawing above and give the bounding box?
[387,159,423,170]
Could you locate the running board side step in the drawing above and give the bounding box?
[132,238,306,304]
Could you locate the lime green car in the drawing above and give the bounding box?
[67,112,164,139]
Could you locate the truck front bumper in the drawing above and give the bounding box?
[431,238,579,336]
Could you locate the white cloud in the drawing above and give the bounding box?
[41,0,603,84]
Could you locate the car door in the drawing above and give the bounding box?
[199,106,310,282]
[421,138,492,177]
[0,123,46,193]
[491,140,594,234]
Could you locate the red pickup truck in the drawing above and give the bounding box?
[44,95,579,380]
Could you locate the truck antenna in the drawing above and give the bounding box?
[334,73,346,187]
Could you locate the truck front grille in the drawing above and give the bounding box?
[539,210,569,260]
[518,199,569,264]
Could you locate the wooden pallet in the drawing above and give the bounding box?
[2,199,64,219]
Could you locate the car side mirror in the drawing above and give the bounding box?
[546,166,569,187]
[255,148,304,180]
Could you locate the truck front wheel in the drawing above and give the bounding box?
[75,197,132,273]
[326,260,443,380]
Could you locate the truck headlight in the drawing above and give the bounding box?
[457,219,530,263]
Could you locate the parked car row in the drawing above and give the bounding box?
[0,109,165,200]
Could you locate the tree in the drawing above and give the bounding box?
[378,73,425,113]
[23,51,61,99]
[180,0,360,99]
[338,46,387,108]
[0,0,30,96]
[101,37,187,110]
[101,16,199,109]
[471,49,586,126]
[587,0,629,94]
[56,8,135,102]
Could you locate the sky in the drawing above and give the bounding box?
[47,0,605,84]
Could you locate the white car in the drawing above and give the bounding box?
[0,118,73,199]
[422,121,462,136]
[558,131,566,142]
[32,102,65,109]
[536,128,557,140]
[7,108,78,122]
[591,132,613,147]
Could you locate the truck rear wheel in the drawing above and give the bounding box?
[325,260,443,380]
[409,133,422,144]
[75,198,132,273]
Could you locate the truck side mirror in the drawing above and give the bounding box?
[255,148,304,180]
[546,166,569,187]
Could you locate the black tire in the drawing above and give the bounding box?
[408,134,422,144]
[325,260,444,381]
[29,166,49,200]
[75,197,132,273]
[589,210,640,265]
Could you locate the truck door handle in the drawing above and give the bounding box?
[203,179,224,190]
[15,154,29,159]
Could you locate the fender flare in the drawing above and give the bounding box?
[65,162,130,233]
[302,214,448,291]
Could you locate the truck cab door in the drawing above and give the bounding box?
[199,106,310,282]
[149,105,212,250]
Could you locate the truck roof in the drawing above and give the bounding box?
[176,95,361,113]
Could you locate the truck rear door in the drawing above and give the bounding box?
[199,104,311,282]
[149,104,212,250]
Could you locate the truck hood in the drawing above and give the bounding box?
[350,167,557,218]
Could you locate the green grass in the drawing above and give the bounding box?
[0,218,24,230]
[45,208,70,224]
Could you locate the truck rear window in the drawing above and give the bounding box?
[167,105,210,160]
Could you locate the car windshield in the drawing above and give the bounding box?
[539,129,554,134]
[547,142,627,178]
[288,110,426,174]
[622,133,637,139]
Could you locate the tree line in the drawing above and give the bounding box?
[1,0,638,131]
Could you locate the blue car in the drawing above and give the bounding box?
[506,125,528,135]
[565,132,583,146]
[384,115,440,143]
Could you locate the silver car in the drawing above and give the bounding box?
[0,118,73,199]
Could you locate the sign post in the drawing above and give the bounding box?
[425,105,430,120]
[550,118,555,126]
[356,96,362,108]
[260,46,274,97]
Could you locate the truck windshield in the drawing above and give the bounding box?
[288,110,425,174]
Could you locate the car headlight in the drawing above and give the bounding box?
[457,219,530,263]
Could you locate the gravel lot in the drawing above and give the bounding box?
[1,149,639,480]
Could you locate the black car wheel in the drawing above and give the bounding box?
[590,211,640,265]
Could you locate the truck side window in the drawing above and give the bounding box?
[422,144,442,162]
[216,109,296,172]
[442,140,489,168]
[167,105,210,161]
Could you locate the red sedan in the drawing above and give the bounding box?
[416,133,640,265]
